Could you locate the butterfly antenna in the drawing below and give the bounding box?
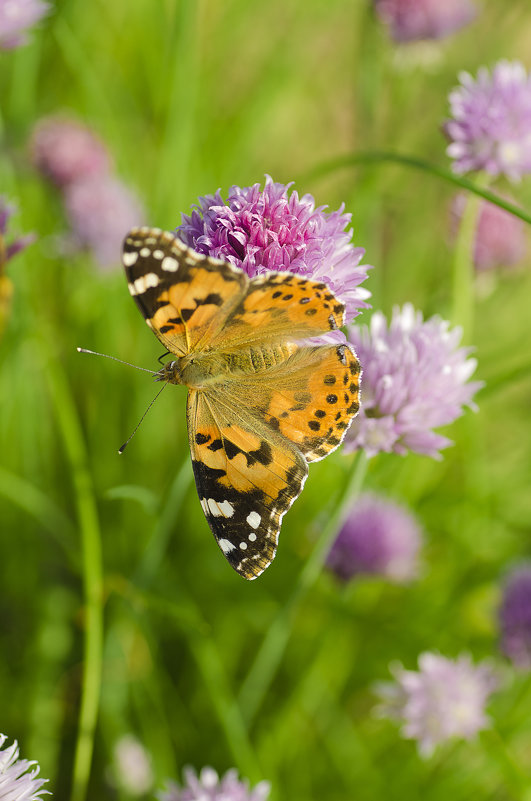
[118,383,168,454]
[77,347,158,375]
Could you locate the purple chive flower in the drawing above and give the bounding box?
[344,304,483,459]
[158,767,270,801]
[0,733,49,799]
[327,492,422,582]
[499,566,531,668]
[445,61,531,182]
[374,0,476,43]
[64,174,144,269]
[176,175,371,322]
[376,653,498,756]
[452,194,526,272]
[0,0,48,49]
[31,116,111,189]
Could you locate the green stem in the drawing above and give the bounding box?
[451,179,486,339]
[300,152,531,225]
[238,450,369,726]
[42,350,103,801]
[154,1,201,220]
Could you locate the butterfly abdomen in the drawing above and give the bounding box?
[167,344,300,390]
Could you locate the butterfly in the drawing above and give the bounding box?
[122,226,361,579]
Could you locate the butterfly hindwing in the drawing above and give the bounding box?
[123,227,248,355]
[217,342,360,463]
[187,388,308,579]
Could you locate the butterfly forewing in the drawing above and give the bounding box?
[123,227,248,355]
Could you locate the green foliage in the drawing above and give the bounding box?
[1,0,531,799]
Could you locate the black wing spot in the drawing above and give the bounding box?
[224,440,241,461]
[326,394,338,404]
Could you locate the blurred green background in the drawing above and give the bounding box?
[1,0,531,799]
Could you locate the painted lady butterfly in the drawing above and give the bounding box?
[123,227,360,579]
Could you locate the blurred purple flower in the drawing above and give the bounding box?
[376,653,498,756]
[327,492,422,582]
[158,767,270,801]
[64,174,144,269]
[452,194,526,272]
[345,304,483,458]
[0,0,48,49]
[176,175,371,322]
[445,61,531,182]
[0,196,35,265]
[499,566,531,669]
[374,0,476,43]
[0,733,49,799]
[31,116,111,189]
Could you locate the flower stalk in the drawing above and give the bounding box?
[238,449,368,726]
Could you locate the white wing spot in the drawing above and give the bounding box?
[248,532,257,542]
[218,538,235,553]
[207,498,234,518]
[161,256,179,272]
[239,542,248,550]
[133,272,159,294]
[153,249,164,259]
[246,511,261,529]
[140,247,151,257]
[218,500,234,517]
[207,498,220,516]
[123,251,138,267]
[200,498,209,514]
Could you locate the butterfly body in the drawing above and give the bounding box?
[123,226,361,580]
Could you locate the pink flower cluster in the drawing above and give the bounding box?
[374,0,476,43]
[0,0,48,49]
[177,176,371,322]
[31,116,143,268]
